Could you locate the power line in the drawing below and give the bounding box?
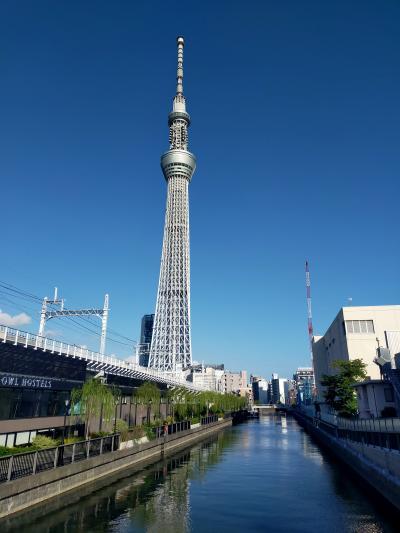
[0,280,137,347]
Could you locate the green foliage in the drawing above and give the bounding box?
[115,419,129,441]
[133,382,161,406]
[128,426,145,440]
[90,431,111,438]
[143,425,156,440]
[31,435,58,449]
[321,359,367,418]
[71,378,118,439]
[0,446,29,456]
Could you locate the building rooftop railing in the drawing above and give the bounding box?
[0,325,207,392]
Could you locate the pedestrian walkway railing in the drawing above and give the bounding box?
[297,408,400,452]
[0,434,120,484]
[300,406,400,433]
[201,415,218,425]
[153,420,191,439]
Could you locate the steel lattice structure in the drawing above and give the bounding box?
[148,37,196,372]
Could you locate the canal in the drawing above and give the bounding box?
[2,416,399,532]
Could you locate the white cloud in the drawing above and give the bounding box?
[0,310,32,327]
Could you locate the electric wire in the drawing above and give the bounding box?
[0,280,137,348]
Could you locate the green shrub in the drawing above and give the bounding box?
[128,426,145,440]
[64,436,85,444]
[190,416,200,424]
[31,435,58,449]
[115,419,129,441]
[89,431,111,439]
[0,446,29,457]
[143,425,156,441]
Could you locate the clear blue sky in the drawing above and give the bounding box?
[1,1,399,378]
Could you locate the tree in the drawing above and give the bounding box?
[71,378,117,439]
[321,359,367,418]
[133,382,161,424]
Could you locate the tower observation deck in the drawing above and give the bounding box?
[148,37,196,372]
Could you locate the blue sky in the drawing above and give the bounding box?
[1,1,399,378]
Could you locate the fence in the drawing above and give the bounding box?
[0,434,119,484]
[201,415,218,425]
[298,407,400,452]
[153,420,191,439]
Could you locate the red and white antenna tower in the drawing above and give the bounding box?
[305,260,314,363]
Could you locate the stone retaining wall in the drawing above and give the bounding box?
[294,412,400,511]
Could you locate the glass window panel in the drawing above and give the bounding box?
[367,320,375,333]
[353,321,361,333]
[16,390,40,418]
[346,321,353,333]
[360,321,367,333]
[15,431,30,445]
[0,389,14,420]
[39,391,51,417]
[0,435,6,446]
[6,434,15,447]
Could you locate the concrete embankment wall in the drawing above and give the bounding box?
[0,419,231,518]
[294,412,400,511]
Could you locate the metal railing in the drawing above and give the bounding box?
[153,420,191,438]
[0,434,119,484]
[201,415,218,425]
[0,325,207,391]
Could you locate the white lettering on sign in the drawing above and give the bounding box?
[0,374,52,388]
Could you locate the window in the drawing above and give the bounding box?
[345,320,374,334]
[384,387,394,403]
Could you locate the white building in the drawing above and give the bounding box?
[353,380,397,419]
[258,379,269,404]
[271,374,288,405]
[221,370,247,394]
[313,305,400,400]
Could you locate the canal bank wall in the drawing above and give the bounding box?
[293,411,400,511]
[0,418,232,518]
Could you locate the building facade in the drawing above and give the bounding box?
[137,314,154,367]
[293,367,314,405]
[354,380,397,419]
[271,374,288,405]
[313,305,400,400]
[221,371,247,394]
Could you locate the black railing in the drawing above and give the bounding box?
[201,415,218,425]
[153,420,191,438]
[0,434,119,484]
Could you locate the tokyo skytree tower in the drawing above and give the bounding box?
[148,37,196,372]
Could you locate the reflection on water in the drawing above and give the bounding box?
[2,418,399,532]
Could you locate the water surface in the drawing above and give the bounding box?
[3,417,399,532]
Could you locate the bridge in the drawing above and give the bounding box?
[0,325,207,392]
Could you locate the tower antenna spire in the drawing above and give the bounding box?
[176,36,184,95]
[305,260,314,362]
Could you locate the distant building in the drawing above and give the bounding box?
[258,379,269,404]
[294,367,314,405]
[190,366,218,390]
[137,314,154,367]
[313,306,400,400]
[221,371,247,394]
[271,374,288,405]
[250,375,262,402]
